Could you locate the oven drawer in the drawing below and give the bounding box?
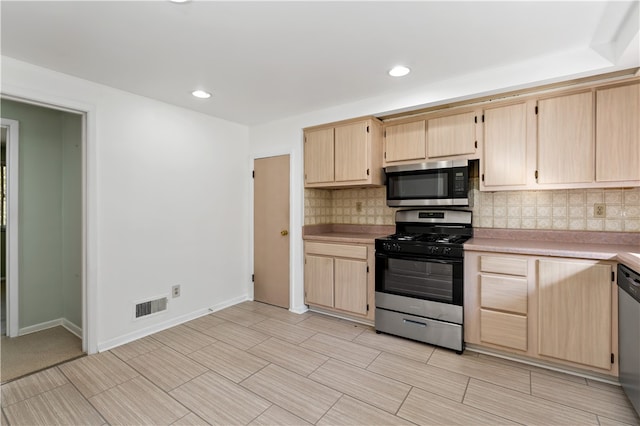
[375,291,462,324]
[375,308,463,351]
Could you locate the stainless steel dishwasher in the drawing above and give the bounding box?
[618,264,640,417]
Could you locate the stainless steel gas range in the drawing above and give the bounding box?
[374,209,472,353]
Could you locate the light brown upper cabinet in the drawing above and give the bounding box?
[304,117,383,188]
[536,91,594,185]
[427,111,477,158]
[383,120,426,165]
[303,127,334,185]
[596,82,640,182]
[482,102,528,188]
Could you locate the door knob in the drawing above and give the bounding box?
[281,230,289,236]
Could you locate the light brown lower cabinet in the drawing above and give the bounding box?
[465,251,618,376]
[537,258,613,370]
[304,241,374,322]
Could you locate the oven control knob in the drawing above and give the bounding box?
[383,243,390,251]
[429,246,438,254]
[393,243,401,252]
[442,247,452,255]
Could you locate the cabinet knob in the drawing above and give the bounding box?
[281,230,289,236]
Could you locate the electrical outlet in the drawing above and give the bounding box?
[594,203,606,218]
[171,285,181,298]
[356,201,363,213]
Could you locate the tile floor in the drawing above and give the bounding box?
[2,301,639,425]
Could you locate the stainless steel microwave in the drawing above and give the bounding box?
[385,160,470,207]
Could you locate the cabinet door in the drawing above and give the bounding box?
[384,120,426,163]
[334,121,369,182]
[538,259,612,370]
[596,83,640,182]
[427,111,476,158]
[304,128,334,184]
[537,92,593,184]
[483,103,527,187]
[304,255,334,308]
[334,258,368,315]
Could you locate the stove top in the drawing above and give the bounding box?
[376,209,473,258]
[387,233,471,244]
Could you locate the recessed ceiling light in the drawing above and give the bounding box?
[389,66,411,77]
[191,90,211,99]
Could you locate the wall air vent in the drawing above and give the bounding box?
[135,297,168,318]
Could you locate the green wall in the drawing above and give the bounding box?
[1,100,82,331]
[1,143,5,279]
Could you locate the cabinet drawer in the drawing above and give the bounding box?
[480,274,528,314]
[480,255,527,276]
[480,309,527,351]
[305,242,367,259]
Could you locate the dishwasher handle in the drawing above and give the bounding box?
[621,270,640,286]
[618,264,640,303]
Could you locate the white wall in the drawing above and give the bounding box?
[1,56,251,352]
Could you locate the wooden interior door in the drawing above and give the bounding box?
[253,155,290,308]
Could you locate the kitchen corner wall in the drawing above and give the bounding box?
[304,181,640,232]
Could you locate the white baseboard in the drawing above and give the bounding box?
[244,297,308,315]
[19,317,82,338]
[307,306,373,326]
[19,319,63,335]
[97,294,250,353]
[62,319,82,338]
[290,304,309,315]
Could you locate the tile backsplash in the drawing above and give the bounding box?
[304,182,640,232]
[304,187,396,225]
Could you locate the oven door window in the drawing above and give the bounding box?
[376,254,462,305]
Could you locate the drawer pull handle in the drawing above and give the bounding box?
[403,319,427,327]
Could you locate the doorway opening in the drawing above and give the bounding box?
[1,99,85,382]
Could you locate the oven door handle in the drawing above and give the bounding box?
[375,252,462,265]
[403,318,427,327]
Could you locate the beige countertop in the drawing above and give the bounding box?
[465,229,640,272]
[303,225,640,271]
[302,224,394,244]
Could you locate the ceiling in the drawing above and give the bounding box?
[1,1,639,126]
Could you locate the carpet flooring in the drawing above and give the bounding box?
[1,326,84,383]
